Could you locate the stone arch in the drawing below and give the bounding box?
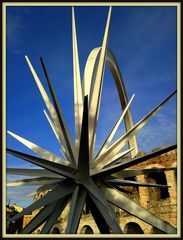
[124,222,144,234]
[142,163,170,201]
[80,225,94,234]
[137,163,168,206]
[170,161,177,183]
[152,226,164,234]
[165,161,177,202]
[39,193,44,198]
[50,227,60,234]
[146,170,170,200]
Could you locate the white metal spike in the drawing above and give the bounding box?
[89,7,112,160]
[25,55,73,164]
[90,148,133,174]
[7,177,63,187]
[7,131,69,166]
[94,91,176,166]
[43,109,68,159]
[43,109,60,142]
[72,7,83,151]
[95,94,135,159]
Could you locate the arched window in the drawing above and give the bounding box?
[125,222,144,234]
[50,227,60,234]
[146,172,170,200]
[152,226,164,234]
[80,225,94,234]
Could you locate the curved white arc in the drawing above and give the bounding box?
[25,55,73,165]
[95,94,135,160]
[82,48,138,160]
[82,47,101,100]
[7,131,70,166]
[106,49,138,157]
[89,7,112,161]
[43,109,68,159]
[72,7,83,151]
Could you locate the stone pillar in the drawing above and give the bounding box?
[165,170,177,203]
[137,175,149,207]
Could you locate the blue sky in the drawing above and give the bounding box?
[6,5,177,207]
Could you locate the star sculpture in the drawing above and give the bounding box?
[7,7,177,234]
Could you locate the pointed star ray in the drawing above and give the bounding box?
[7,177,64,187]
[109,185,133,195]
[20,200,59,234]
[113,167,176,179]
[43,109,68,159]
[77,96,89,176]
[7,148,76,179]
[102,184,176,234]
[7,131,69,165]
[7,168,63,178]
[89,193,122,233]
[94,94,135,160]
[86,195,111,233]
[93,144,177,178]
[72,7,83,152]
[91,148,134,173]
[40,57,77,166]
[66,186,87,233]
[89,7,112,160]
[25,55,72,165]
[105,179,170,188]
[94,91,176,168]
[43,109,60,142]
[40,196,69,234]
[83,178,114,216]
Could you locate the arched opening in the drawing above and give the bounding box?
[146,172,170,200]
[80,225,94,234]
[125,222,144,234]
[50,227,60,234]
[152,226,164,234]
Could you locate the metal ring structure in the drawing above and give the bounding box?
[83,47,138,158]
